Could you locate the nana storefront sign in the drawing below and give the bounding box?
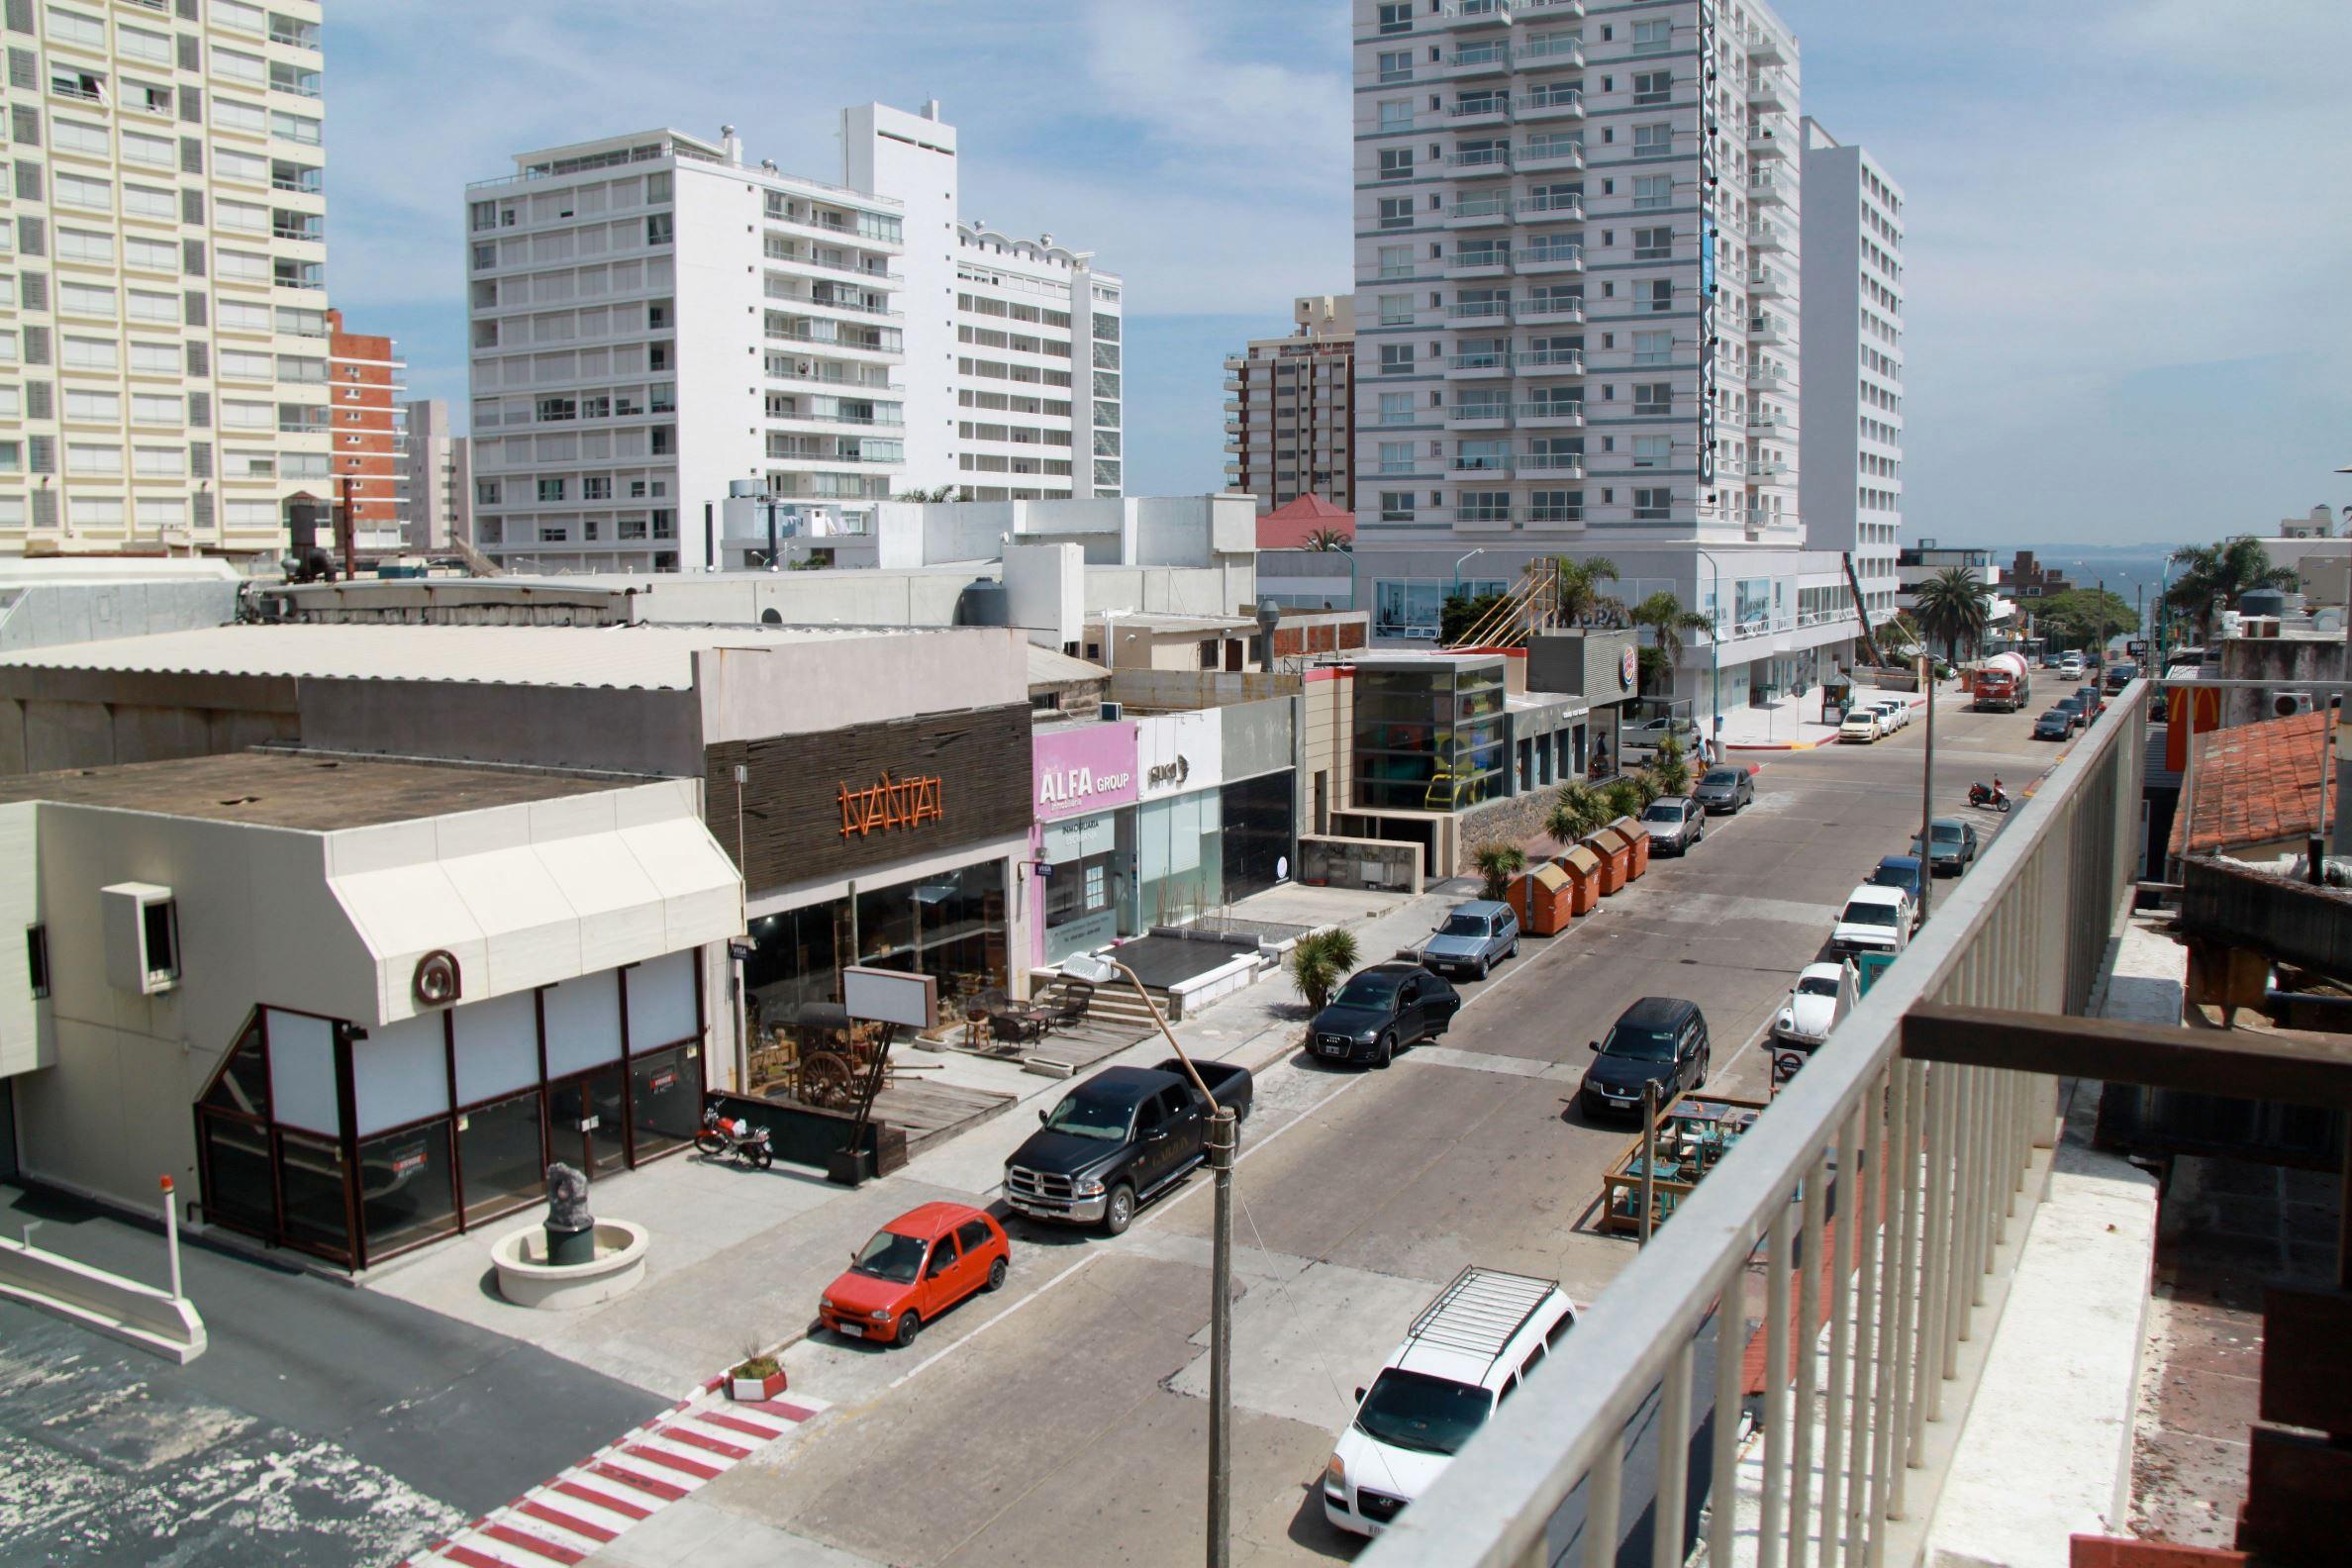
[1033,721,1139,822]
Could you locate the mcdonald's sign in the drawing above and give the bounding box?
[2164,685,2222,774]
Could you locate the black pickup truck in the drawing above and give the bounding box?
[1003,1057,1253,1234]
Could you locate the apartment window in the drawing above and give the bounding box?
[582,476,612,500]
[1632,227,1672,261]
[1378,343,1416,374]
[1632,71,1672,106]
[1632,436,1671,469]
[1631,19,1671,51]
[63,388,118,421]
[1632,487,1672,521]
[1457,491,1510,524]
[1379,391,1416,426]
[1377,1,1412,34]
[1377,244,1413,281]
[1378,293,1413,327]
[132,393,181,425]
[67,441,123,475]
[1378,196,1414,232]
[1378,147,1415,182]
[1377,49,1412,82]
[1647,279,1674,313]
[46,64,104,104]
[60,335,116,370]
[1632,123,1673,157]
[269,110,322,146]
[644,213,672,246]
[122,183,175,220]
[1377,440,1415,475]
[55,227,110,262]
[25,924,47,999]
[1528,490,1582,524]
[1378,99,1412,132]
[539,526,567,543]
[1379,490,1416,523]
[53,170,109,209]
[475,480,501,507]
[537,477,565,502]
[1632,382,1672,415]
[1631,175,1672,213]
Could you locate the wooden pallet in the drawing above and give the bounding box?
[866,1079,1017,1149]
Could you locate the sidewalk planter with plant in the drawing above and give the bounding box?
[1287,927,1361,1015]
[1472,842,1526,901]
[728,1349,787,1402]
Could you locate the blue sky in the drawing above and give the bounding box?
[328,0,2351,547]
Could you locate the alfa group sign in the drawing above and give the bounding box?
[1034,720,1139,822]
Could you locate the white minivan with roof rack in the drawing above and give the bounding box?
[1323,1267,1577,1537]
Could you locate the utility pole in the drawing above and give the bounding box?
[1638,1079,1660,1245]
[1918,653,1936,924]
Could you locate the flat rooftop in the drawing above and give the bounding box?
[0,751,630,832]
[0,622,931,691]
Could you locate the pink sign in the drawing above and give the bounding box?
[1033,722,1138,821]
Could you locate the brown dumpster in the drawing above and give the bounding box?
[1554,843,1604,917]
[1584,826,1631,895]
[1609,814,1653,879]
[1510,861,1576,935]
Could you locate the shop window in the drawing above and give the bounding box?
[628,1045,700,1160]
[265,1008,341,1135]
[275,1128,350,1259]
[457,1090,546,1227]
[624,950,699,1049]
[358,1123,458,1258]
[197,1115,274,1233]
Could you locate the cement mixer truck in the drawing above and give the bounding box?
[1971,651,2030,713]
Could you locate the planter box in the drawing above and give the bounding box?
[729,1369,788,1402]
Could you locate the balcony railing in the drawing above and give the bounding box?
[1364,684,2148,1568]
[1519,348,1583,373]
[1517,36,1584,66]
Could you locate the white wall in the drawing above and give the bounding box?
[0,802,47,1079]
[1003,542,1083,647]
[845,104,961,492]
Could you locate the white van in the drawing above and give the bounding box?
[1323,1268,1577,1536]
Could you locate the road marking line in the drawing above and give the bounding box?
[658,1422,751,1461]
[549,1480,650,1520]
[515,1501,615,1545]
[480,1521,585,1564]
[582,1458,688,1502]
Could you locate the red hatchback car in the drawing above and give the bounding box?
[819,1202,1010,1347]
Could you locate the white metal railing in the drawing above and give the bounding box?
[1519,349,1583,372]
[1517,403,1585,421]
[1362,683,2149,1568]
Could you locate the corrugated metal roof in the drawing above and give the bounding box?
[1026,643,1109,685]
[0,622,910,691]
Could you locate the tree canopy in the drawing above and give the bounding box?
[2031,588,2136,653]
[1911,567,1992,661]
[2164,539,2297,638]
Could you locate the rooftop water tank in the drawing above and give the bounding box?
[2239,588,2289,619]
[952,577,1010,628]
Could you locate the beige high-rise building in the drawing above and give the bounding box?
[1223,294,1354,514]
[399,396,468,551]
[0,0,329,561]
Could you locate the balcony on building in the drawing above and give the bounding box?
[1748,267,1791,299]
[1519,0,1586,17]
[1448,192,1515,229]
[1443,0,1512,27]
[1515,34,1584,71]
[1516,240,1584,275]
[1516,136,1585,172]
[1748,218,1790,250]
[1516,297,1585,325]
[1447,144,1515,178]
[1515,85,1585,122]
[1449,450,1514,476]
[1443,40,1513,77]
[1746,406,1790,434]
[1516,401,1585,430]
[1747,70,1791,114]
[1749,169,1792,207]
[1749,314,1790,346]
[1518,347,1583,377]
[1518,451,1584,480]
[1745,23,1789,64]
[1447,90,1512,129]
[1446,348,1514,379]
[1443,398,1514,430]
[1447,297,1514,323]
[1518,191,1584,225]
[1748,119,1789,160]
[1447,245,1514,278]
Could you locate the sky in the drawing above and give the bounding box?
[327,0,2352,549]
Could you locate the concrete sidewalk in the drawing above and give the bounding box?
[363,879,1462,1399]
[1718,677,1958,752]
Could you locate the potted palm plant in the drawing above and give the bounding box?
[1287,928,1361,1015]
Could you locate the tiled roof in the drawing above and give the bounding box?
[2170,709,2328,856]
[1256,494,1355,550]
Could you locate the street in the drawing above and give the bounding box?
[579,690,2060,1568]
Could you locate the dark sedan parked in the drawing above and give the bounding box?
[1909,817,1981,875]
[1579,996,1711,1120]
[2033,708,2074,740]
[1692,766,1756,815]
[1308,962,1461,1069]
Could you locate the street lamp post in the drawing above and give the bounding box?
[1696,548,1724,751]
[1451,548,1487,604]
[1061,950,1235,1568]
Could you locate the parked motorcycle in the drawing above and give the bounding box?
[696,1106,775,1169]
[1967,781,2012,814]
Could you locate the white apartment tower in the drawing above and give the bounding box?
[398,395,468,552]
[1224,294,1356,513]
[0,0,330,560]
[467,105,1119,573]
[1797,117,1902,621]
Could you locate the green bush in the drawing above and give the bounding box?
[1602,777,1648,821]
[1547,781,1609,843]
[1288,928,1361,1015]
[1472,841,1527,901]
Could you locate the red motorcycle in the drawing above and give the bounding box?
[695,1107,775,1169]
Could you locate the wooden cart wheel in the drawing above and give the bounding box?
[799,1050,857,1109]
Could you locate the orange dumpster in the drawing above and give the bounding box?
[1584,826,1631,895]
[1510,861,1576,935]
[1554,843,1604,917]
[1609,814,1652,879]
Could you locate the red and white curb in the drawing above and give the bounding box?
[394,1391,829,1567]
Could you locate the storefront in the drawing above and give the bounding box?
[195,952,706,1269]
[718,704,1033,1029]
[1034,719,1139,966]
[1352,654,1511,812]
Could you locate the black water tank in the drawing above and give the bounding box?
[2239,588,2288,618]
[953,577,1010,627]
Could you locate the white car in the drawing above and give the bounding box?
[1871,699,1911,733]
[1831,884,1911,959]
[1775,959,1860,1047]
[1324,1268,1577,1537]
[1838,710,1884,743]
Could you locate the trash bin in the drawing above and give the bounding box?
[1554,843,1604,917]
[1510,861,1576,935]
[1584,826,1632,895]
[1608,814,1653,879]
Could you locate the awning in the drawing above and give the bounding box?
[330,818,742,1027]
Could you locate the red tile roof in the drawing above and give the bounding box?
[1256,494,1355,550]
[2170,709,2329,857]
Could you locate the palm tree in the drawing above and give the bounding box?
[1286,928,1361,1014]
[1551,555,1623,628]
[1603,776,1650,820]
[1628,590,1713,698]
[1547,780,1609,844]
[2165,539,2297,641]
[1911,566,1992,663]
[1304,527,1351,552]
[1472,841,1527,901]
[1651,735,1693,797]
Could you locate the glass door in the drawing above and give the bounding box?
[546,1067,628,1176]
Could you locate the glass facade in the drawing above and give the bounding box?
[744,858,1010,1029]
[191,951,706,1270]
[1133,791,1224,927]
[1353,660,1511,811]
[1041,812,1123,964]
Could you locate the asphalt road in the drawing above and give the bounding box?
[620,691,2063,1568]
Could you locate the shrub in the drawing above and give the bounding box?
[1472,841,1527,901]
[1288,928,1360,1014]
[1602,777,1648,821]
[1651,735,1692,797]
[1547,781,1609,844]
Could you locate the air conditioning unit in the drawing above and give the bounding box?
[2275,691,2316,717]
[1098,701,1123,722]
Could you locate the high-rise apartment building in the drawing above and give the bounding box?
[1797,118,1902,622]
[325,307,401,549]
[398,396,468,552]
[1346,1,1883,722]
[0,0,329,560]
[466,104,1118,574]
[1224,294,1356,514]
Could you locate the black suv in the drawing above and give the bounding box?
[1578,997,1711,1119]
[1309,962,1461,1068]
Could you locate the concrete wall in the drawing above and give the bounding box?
[611,570,974,630]
[0,802,46,1079]
[0,579,240,654]
[1108,669,1298,709]
[1300,833,1421,895]
[0,668,301,777]
[2215,637,2347,727]
[303,679,701,776]
[697,634,1028,744]
[1002,542,1082,648]
[1527,629,1639,700]
[1220,695,1296,782]
[1084,563,1254,618]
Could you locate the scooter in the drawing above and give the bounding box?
[1967,781,2012,814]
[695,1106,775,1169]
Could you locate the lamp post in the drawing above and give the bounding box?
[1451,547,1487,604]
[1696,548,1724,750]
[1061,950,1235,1568]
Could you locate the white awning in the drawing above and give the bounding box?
[330,818,742,1027]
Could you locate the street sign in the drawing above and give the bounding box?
[842,964,938,1030]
